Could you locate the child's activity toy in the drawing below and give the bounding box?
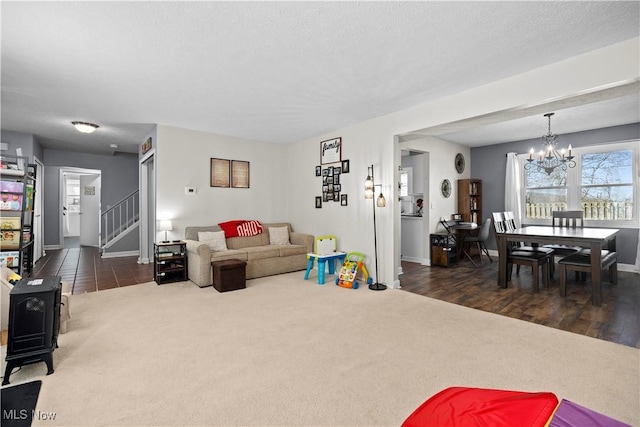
[335,252,372,289]
[304,235,346,285]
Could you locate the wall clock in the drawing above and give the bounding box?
[441,179,451,198]
[455,153,465,174]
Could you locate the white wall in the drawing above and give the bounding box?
[285,37,639,288]
[152,37,639,288]
[156,125,289,240]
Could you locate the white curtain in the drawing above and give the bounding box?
[505,152,524,227]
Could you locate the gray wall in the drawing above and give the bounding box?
[42,149,139,246]
[470,123,640,265]
[1,130,39,160]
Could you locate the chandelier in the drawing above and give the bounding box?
[525,113,575,175]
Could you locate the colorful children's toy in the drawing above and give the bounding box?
[335,252,372,289]
[304,235,346,285]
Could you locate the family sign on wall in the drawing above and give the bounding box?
[316,137,350,208]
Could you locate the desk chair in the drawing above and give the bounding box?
[304,235,346,285]
[462,218,493,266]
[492,212,551,293]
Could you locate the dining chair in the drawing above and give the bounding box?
[543,210,584,256]
[558,250,618,298]
[462,217,493,266]
[491,213,552,293]
[502,211,555,274]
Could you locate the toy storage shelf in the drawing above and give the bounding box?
[1,155,37,276]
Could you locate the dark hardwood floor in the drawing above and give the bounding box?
[400,256,640,348]
[29,246,639,348]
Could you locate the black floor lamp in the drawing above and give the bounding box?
[364,164,387,291]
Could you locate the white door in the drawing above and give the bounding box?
[79,174,101,247]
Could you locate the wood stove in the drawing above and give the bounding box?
[2,276,61,385]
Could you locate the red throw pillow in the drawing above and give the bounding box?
[237,220,263,237]
[218,220,244,238]
[218,220,264,238]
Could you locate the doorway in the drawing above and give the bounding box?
[399,149,429,269]
[138,152,155,264]
[59,168,101,248]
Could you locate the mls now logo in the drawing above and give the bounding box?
[3,409,56,421]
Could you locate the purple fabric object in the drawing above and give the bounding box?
[549,400,631,427]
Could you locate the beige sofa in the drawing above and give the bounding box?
[184,222,314,287]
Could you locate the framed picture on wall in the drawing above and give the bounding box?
[231,160,250,188]
[210,158,230,187]
[315,196,322,208]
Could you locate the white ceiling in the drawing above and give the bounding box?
[2,1,639,155]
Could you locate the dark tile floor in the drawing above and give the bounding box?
[32,245,153,294]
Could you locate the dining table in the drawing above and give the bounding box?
[495,225,618,306]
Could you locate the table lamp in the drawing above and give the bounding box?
[158,219,173,243]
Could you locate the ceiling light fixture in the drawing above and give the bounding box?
[71,121,99,134]
[525,113,575,175]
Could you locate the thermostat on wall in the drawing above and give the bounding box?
[185,187,197,195]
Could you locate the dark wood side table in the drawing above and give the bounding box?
[430,233,457,267]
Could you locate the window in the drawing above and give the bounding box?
[399,167,413,197]
[524,166,567,219]
[581,150,633,220]
[521,141,638,224]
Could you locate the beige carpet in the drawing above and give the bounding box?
[2,272,638,426]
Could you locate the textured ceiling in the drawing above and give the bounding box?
[1,1,639,155]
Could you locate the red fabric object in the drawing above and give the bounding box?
[218,220,263,238]
[237,220,263,237]
[218,220,245,238]
[402,387,559,427]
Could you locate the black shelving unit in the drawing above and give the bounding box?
[0,155,37,276]
[154,241,188,284]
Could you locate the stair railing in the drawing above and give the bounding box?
[102,190,139,247]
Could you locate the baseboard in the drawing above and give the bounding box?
[618,264,637,273]
[401,256,428,264]
[44,245,62,250]
[101,250,139,259]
